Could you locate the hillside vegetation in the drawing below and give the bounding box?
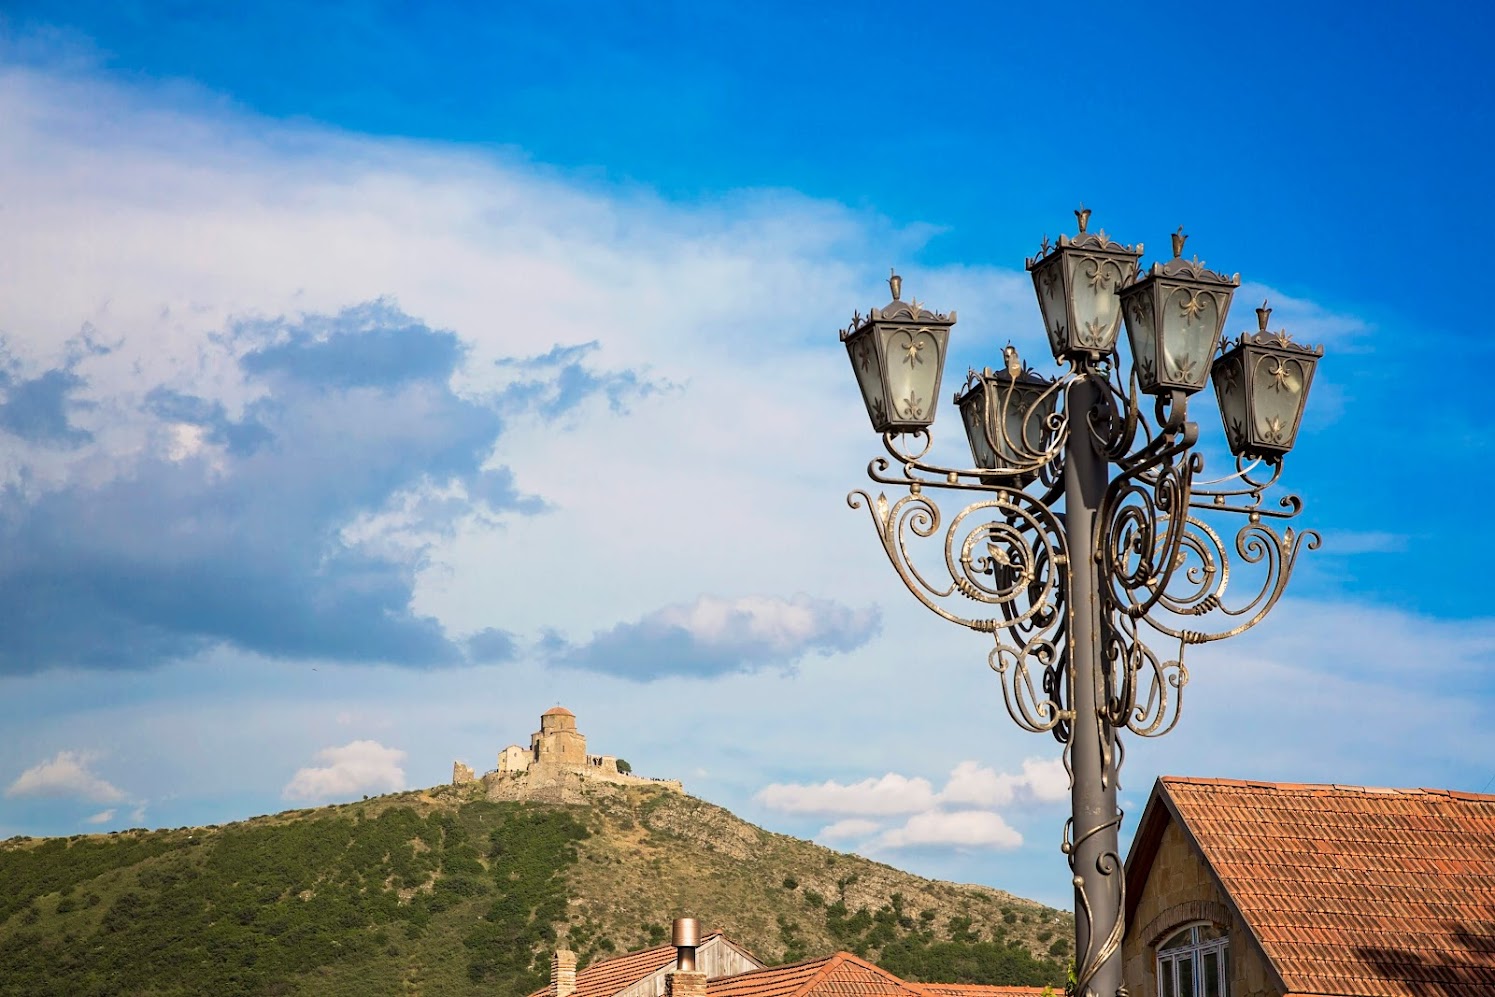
[0,782,1070,996]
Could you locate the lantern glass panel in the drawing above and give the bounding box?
[1031,259,1069,360]
[1248,350,1310,451]
[1064,254,1128,354]
[1210,349,1249,456]
[1160,287,1223,390]
[845,330,889,432]
[958,387,998,469]
[1123,292,1158,387]
[880,326,944,427]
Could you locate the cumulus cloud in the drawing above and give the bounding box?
[875,810,1023,850]
[818,818,882,841]
[6,751,127,802]
[938,758,1068,807]
[758,773,936,817]
[84,809,116,825]
[759,758,1066,819]
[764,758,1064,855]
[546,594,880,681]
[283,740,407,801]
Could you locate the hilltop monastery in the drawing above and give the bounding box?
[452,706,682,803]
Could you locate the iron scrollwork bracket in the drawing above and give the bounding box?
[1095,409,1319,739]
[849,426,1074,738]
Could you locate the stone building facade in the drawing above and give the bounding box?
[1122,817,1277,997]
[453,706,682,804]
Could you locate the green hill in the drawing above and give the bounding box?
[0,781,1071,996]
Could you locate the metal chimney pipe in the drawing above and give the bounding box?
[671,917,700,972]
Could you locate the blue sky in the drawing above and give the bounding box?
[0,3,1492,909]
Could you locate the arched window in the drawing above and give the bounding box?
[1156,922,1228,997]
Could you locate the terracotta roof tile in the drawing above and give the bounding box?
[707,952,928,996]
[917,986,1051,996]
[1158,776,1495,997]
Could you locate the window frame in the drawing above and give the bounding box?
[1155,921,1229,997]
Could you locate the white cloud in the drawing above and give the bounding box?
[84,809,116,825]
[765,757,1064,857]
[818,818,882,841]
[6,751,126,802]
[875,810,1023,850]
[938,758,1068,807]
[283,740,407,801]
[756,773,936,817]
[758,757,1070,820]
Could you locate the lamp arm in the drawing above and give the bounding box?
[868,432,1060,493]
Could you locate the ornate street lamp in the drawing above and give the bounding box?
[840,271,957,434]
[838,210,1322,997]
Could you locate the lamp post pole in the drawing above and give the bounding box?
[1063,372,1122,997]
[839,209,1323,997]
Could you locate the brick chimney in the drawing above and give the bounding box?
[664,969,707,997]
[551,949,577,997]
[664,917,706,996]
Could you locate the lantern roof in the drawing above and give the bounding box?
[955,360,1052,396]
[1221,301,1325,357]
[1024,205,1142,270]
[1133,229,1240,287]
[839,272,955,342]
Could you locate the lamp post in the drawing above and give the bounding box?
[838,210,1322,997]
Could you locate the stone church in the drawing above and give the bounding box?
[452,706,682,803]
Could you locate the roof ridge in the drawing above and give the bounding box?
[1159,774,1495,801]
[799,952,853,994]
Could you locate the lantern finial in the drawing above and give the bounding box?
[1003,343,1023,379]
[889,269,902,301]
[1075,204,1091,234]
[1256,300,1272,332]
[1171,227,1188,259]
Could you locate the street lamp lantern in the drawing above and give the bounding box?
[1025,205,1142,362]
[1117,228,1240,395]
[953,353,1059,483]
[1211,301,1323,460]
[840,270,956,434]
[839,209,1322,997]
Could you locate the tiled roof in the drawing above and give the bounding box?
[1138,776,1495,997]
[917,986,1051,996]
[707,952,928,996]
[525,936,711,997]
[542,705,575,717]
